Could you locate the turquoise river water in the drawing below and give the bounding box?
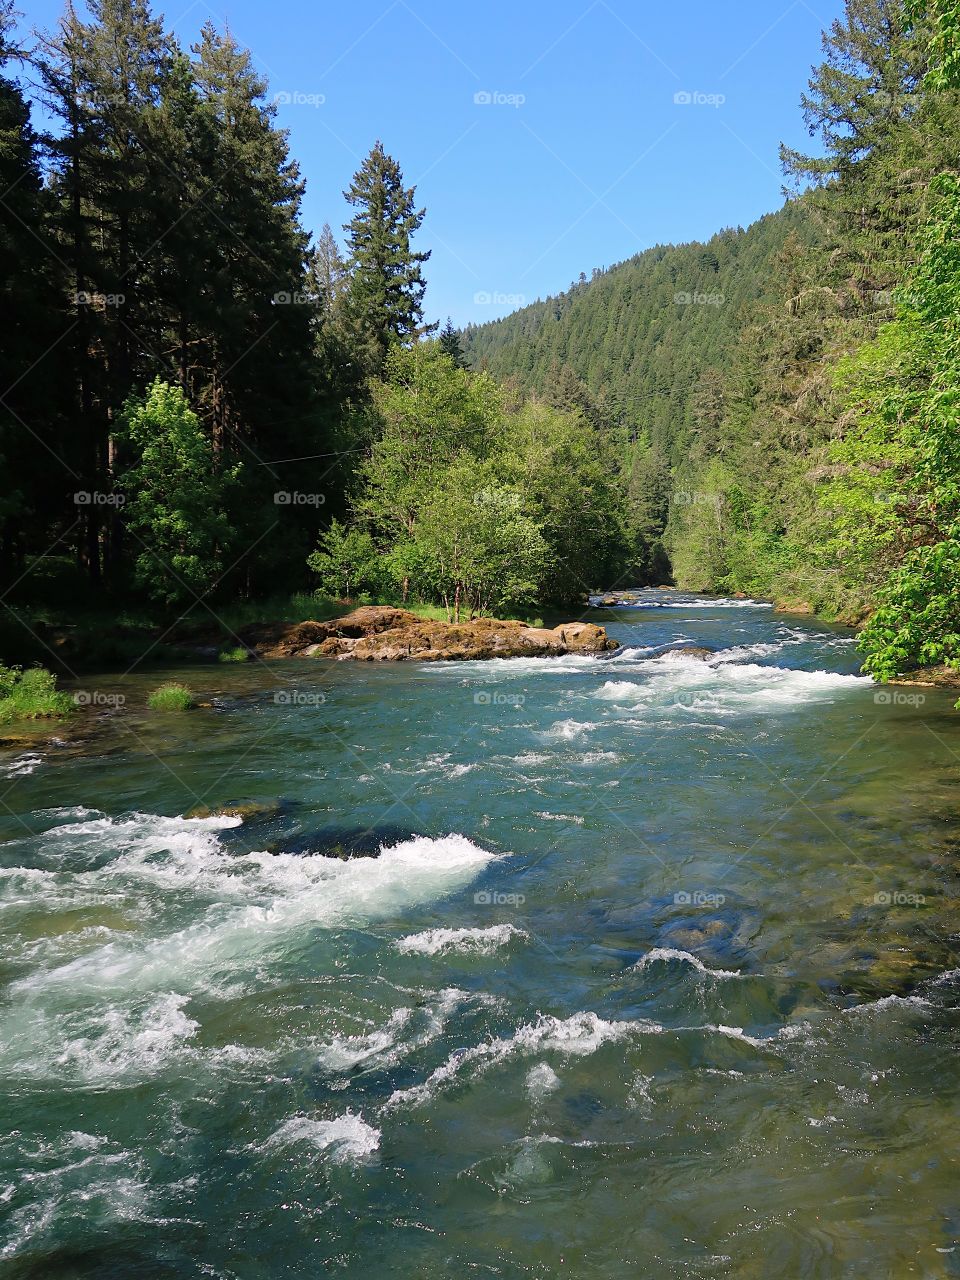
[1,591,960,1278]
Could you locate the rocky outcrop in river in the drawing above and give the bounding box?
[240,606,619,662]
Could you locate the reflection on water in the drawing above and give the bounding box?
[1,591,959,1278]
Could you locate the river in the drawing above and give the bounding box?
[2,590,959,1278]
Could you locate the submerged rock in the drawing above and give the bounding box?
[240,607,619,662]
[184,800,282,822]
[274,824,418,859]
[659,644,715,661]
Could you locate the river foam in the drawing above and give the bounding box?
[9,820,503,1000]
[265,1111,381,1165]
[594,655,869,715]
[396,924,526,956]
[384,1011,662,1111]
[634,947,742,979]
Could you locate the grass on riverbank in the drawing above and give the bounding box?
[218,646,251,663]
[0,664,74,723]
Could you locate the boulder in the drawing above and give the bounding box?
[240,608,619,663]
[660,645,715,661]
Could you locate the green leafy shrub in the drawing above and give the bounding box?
[120,380,240,608]
[0,664,74,723]
[147,683,195,711]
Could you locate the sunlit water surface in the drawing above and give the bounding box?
[2,591,960,1278]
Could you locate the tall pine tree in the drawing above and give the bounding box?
[0,2,73,585]
[343,141,434,372]
[438,317,466,367]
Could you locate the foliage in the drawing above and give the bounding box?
[909,0,960,86]
[412,460,550,618]
[342,141,435,371]
[307,519,380,599]
[309,348,635,616]
[437,318,467,368]
[147,682,195,710]
[830,175,960,676]
[0,664,73,723]
[218,647,251,663]
[120,380,239,608]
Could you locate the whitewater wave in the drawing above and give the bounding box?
[9,820,502,999]
[314,989,470,1077]
[265,1112,380,1165]
[712,641,787,663]
[384,1011,660,1111]
[28,811,243,888]
[634,947,742,979]
[0,992,204,1084]
[428,652,608,678]
[541,719,599,740]
[594,657,869,715]
[526,1062,561,1102]
[396,924,526,956]
[623,597,774,610]
[1,753,43,779]
[402,752,478,779]
[846,993,932,1015]
[383,1009,816,1111]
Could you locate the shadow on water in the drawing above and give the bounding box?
[4,1245,185,1280]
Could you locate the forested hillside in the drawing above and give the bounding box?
[463,202,816,462]
[464,0,960,660]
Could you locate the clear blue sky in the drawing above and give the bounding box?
[21,0,844,326]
